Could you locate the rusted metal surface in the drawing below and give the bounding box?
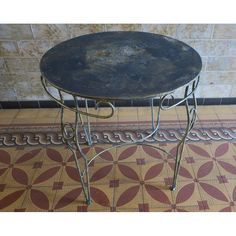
[40,31,202,100]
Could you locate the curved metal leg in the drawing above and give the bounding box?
[170,80,198,191]
[58,93,92,204]
[73,97,92,203]
[41,75,199,204]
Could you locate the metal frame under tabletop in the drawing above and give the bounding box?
[41,75,200,205]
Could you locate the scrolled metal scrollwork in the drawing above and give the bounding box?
[41,73,200,204]
[160,76,200,110]
[61,122,74,141]
[41,76,115,119]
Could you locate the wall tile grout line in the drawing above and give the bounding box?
[210,24,215,39]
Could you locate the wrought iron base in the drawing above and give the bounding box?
[41,75,199,205]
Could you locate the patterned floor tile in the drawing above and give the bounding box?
[0,187,27,211]
[116,145,139,163]
[140,145,168,163]
[31,164,63,188]
[53,184,113,211]
[190,159,221,181]
[230,142,236,154]
[187,143,214,161]
[140,161,169,183]
[113,183,144,210]
[167,160,195,183]
[3,165,37,188]
[111,208,139,212]
[209,142,236,160]
[143,181,173,208]
[22,187,57,212]
[149,207,174,212]
[12,147,44,165]
[58,165,82,187]
[173,205,205,212]
[90,162,115,185]
[91,145,116,163]
[204,204,235,212]
[1,106,236,212]
[222,179,236,203]
[217,159,236,179]
[0,168,9,184]
[40,146,70,165]
[0,147,22,161]
[52,186,84,211]
[198,179,230,206]
[171,180,202,207]
[114,162,142,184]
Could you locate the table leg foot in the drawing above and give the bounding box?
[170,184,176,191]
[86,198,92,205]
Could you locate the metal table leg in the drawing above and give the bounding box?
[41,75,200,204]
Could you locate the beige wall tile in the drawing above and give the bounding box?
[31,24,70,40]
[206,57,236,71]
[188,40,236,57]
[200,71,236,85]
[141,24,177,36]
[0,86,17,100]
[213,24,236,39]
[230,84,236,96]
[15,82,47,100]
[0,58,8,73]
[4,73,41,88]
[0,24,33,39]
[196,84,231,97]
[0,41,19,57]
[69,24,106,37]
[5,58,40,72]
[171,86,185,98]
[176,24,213,39]
[0,74,16,87]
[18,40,53,57]
[200,57,207,71]
[31,86,48,100]
[106,24,142,31]
[14,80,35,100]
[0,24,236,101]
[27,72,42,87]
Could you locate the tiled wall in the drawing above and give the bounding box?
[0,24,236,101]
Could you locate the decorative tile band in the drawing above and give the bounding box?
[1,121,236,147]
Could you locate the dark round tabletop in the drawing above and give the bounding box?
[40,31,202,100]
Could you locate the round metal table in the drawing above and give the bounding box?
[40,31,202,204]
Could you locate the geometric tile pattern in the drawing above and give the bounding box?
[0,141,236,212]
[0,106,236,211]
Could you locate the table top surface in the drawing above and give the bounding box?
[40,31,202,100]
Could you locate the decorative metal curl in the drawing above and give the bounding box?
[160,76,200,110]
[61,122,74,141]
[41,76,115,119]
[41,74,200,204]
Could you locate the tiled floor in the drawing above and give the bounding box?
[0,105,236,211]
